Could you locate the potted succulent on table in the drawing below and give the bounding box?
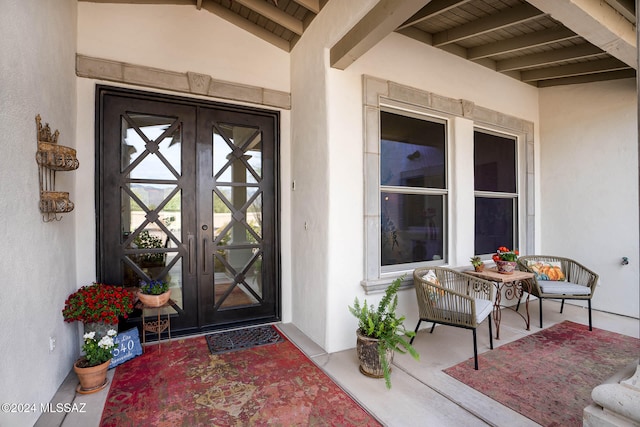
[493,246,519,274]
[470,256,485,272]
[348,276,419,389]
[137,279,171,307]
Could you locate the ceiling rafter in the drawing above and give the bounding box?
[232,0,304,35]
[292,0,320,14]
[432,3,544,47]
[495,43,604,72]
[398,0,474,29]
[466,27,578,60]
[330,0,427,70]
[520,57,630,82]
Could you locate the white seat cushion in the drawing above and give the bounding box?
[474,298,493,323]
[538,280,591,295]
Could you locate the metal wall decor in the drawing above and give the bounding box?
[35,115,79,222]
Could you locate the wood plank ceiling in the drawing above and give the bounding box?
[80,0,636,87]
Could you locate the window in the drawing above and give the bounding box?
[362,76,534,291]
[474,130,518,256]
[380,111,447,269]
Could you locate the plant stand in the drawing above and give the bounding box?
[141,301,172,353]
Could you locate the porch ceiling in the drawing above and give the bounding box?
[80,0,636,87]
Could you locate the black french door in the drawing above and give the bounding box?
[97,86,279,333]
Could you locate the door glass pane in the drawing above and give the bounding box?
[122,185,181,244]
[475,197,515,255]
[213,248,259,309]
[474,131,516,193]
[213,124,261,183]
[121,114,182,179]
[213,186,260,244]
[381,192,444,266]
[380,111,446,189]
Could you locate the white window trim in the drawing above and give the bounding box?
[361,75,535,293]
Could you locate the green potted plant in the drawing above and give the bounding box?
[73,329,117,394]
[137,279,171,307]
[348,276,419,389]
[470,256,484,272]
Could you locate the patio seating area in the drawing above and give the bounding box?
[36,299,639,427]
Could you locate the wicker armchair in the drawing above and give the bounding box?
[413,267,494,370]
[517,255,598,330]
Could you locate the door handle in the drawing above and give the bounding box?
[187,233,195,274]
[203,238,209,274]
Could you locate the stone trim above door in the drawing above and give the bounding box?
[76,54,291,110]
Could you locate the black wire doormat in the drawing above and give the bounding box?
[205,325,284,355]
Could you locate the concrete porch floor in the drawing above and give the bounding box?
[35,300,639,427]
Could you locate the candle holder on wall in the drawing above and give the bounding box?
[35,115,79,222]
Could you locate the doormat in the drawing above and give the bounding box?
[100,333,381,426]
[444,321,640,427]
[205,324,284,355]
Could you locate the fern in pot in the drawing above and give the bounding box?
[348,276,419,389]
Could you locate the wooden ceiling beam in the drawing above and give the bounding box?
[330,0,429,70]
[398,0,473,30]
[536,68,636,87]
[433,3,544,46]
[202,1,291,51]
[520,57,630,82]
[467,27,577,60]
[495,43,604,72]
[291,0,320,14]
[79,0,193,4]
[526,0,636,68]
[232,0,304,35]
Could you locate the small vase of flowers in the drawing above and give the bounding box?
[492,246,519,274]
[137,279,171,307]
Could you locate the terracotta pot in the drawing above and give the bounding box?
[496,260,517,274]
[73,358,110,394]
[137,290,171,307]
[355,329,393,378]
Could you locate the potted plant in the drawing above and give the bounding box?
[492,246,519,274]
[63,283,135,335]
[73,329,117,394]
[137,279,171,307]
[470,256,484,272]
[348,276,419,389]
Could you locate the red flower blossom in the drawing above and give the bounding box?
[62,283,134,325]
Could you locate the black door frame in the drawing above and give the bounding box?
[95,85,281,335]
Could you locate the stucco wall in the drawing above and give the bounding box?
[0,1,78,426]
[539,79,639,318]
[288,0,542,352]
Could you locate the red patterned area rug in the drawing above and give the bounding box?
[100,326,381,426]
[444,321,639,427]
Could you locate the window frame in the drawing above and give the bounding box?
[362,75,535,293]
[473,127,520,259]
[379,106,450,274]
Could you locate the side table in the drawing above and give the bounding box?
[466,268,535,339]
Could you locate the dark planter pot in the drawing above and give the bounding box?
[355,329,393,378]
